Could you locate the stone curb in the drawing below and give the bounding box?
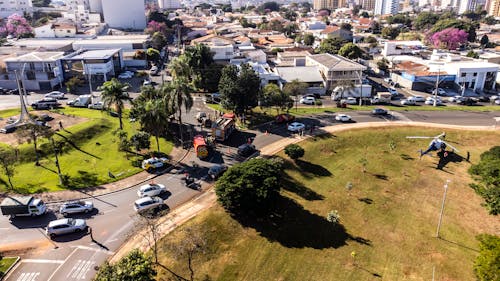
[1,256,20,281]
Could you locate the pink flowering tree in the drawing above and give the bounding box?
[0,13,33,38]
[430,28,468,50]
[144,20,166,35]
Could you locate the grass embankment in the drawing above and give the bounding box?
[0,108,173,193]
[156,128,500,281]
[0,257,17,277]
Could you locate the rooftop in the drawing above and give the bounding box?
[308,53,366,71]
[66,49,121,60]
[276,66,323,83]
[4,51,65,62]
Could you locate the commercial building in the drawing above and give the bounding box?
[101,0,146,30]
[313,0,345,10]
[489,0,500,16]
[0,0,33,18]
[458,0,481,13]
[306,53,366,90]
[361,0,376,10]
[374,0,399,15]
[61,48,122,82]
[158,0,181,10]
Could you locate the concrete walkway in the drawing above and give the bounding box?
[110,121,498,262]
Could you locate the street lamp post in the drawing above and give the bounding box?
[436,179,451,238]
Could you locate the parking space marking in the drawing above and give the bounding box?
[67,259,95,280]
[75,245,114,254]
[16,272,40,281]
[21,259,64,264]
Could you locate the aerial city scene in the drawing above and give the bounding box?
[0,0,498,280]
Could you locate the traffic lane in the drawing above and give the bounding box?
[6,260,62,281]
[402,110,500,126]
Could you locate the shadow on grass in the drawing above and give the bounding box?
[63,171,101,189]
[371,173,388,181]
[438,237,479,252]
[233,196,370,249]
[282,174,324,201]
[15,184,48,194]
[400,153,415,160]
[436,151,464,170]
[358,197,373,204]
[55,132,102,160]
[39,164,58,174]
[295,160,332,177]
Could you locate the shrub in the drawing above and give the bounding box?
[468,146,500,215]
[315,99,323,106]
[284,144,305,160]
[473,234,500,281]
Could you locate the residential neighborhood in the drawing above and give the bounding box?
[0,0,499,281]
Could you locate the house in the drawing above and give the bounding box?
[382,40,425,57]
[61,49,123,83]
[276,50,311,66]
[275,66,326,95]
[306,53,366,90]
[320,25,353,42]
[191,34,235,61]
[1,52,65,91]
[243,50,267,64]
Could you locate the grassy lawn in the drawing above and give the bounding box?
[0,257,17,277]
[0,108,21,118]
[156,127,500,281]
[0,107,173,193]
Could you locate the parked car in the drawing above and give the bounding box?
[299,96,315,105]
[457,97,477,105]
[342,97,357,105]
[59,201,94,216]
[134,196,164,213]
[302,93,322,99]
[275,113,295,124]
[195,112,207,122]
[118,72,133,79]
[400,98,416,105]
[137,183,167,197]
[489,95,499,102]
[8,88,20,95]
[88,101,104,110]
[425,98,443,105]
[287,122,305,132]
[31,98,61,110]
[432,88,447,96]
[383,77,393,84]
[44,91,65,100]
[208,164,227,179]
[495,99,500,105]
[372,108,388,115]
[388,88,398,96]
[335,114,352,122]
[141,157,169,172]
[46,218,87,238]
[412,95,425,102]
[237,143,256,157]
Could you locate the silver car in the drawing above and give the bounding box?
[59,201,94,216]
[134,196,164,213]
[137,183,167,197]
[46,218,87,238]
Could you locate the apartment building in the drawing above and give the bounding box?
[374,0,399,15]
[0,0,33,18]
[101,0,146,30]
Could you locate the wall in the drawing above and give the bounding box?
[101,0,146,30]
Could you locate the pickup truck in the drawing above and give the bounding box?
[1,196,47,218]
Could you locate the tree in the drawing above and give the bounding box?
[283,79,307,111]
[430,18,478,42]
[145,20,166,35]
[150,31,167,50]
[360,11,369,18]
[218,64,260,115]
[480,34,489,47]
[215,158,282,214]
[386,14,412,27]
[65,76,84,94]
[466,50,479,58]
[94,249,156,281]
[130,131,151,152]
[340,23,352,31]
[261,83,292,113]
[146,48,161,64]
[468,146,500,215]
[258,1,280,12]
[369,20,381,33]
[430,28,468,50]
[284,144,305,160]
[381,26,399,39]
[303,33,315,45]
[137,99,169,152]
[474,234,500,281]
[283,10,297,21]
[377,58,389,72]
[338,43,363,60]
[0,147,17,189]
[167,226,207,281]
[352,4,361,16]
[316,37,348,54]
[334,80,354,100]
[183,44,218,91]
[482,16,497,25]
[100,78,131,130]
[0,13,33,38]
[15,123,53,165]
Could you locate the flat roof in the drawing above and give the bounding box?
[4,51,65,62]
[66,49,121,60]
[276,66,323,83]
[308,53,366,71]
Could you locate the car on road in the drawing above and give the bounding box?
[88,101,104,110]
[237,143,256,157]
[383,77,393,84]
[137,183,167,197]
[425,98,443,105]
[400,98,416,105]
[335,114,352,122]
[118,72,133,79]
[44,91,65,100]
[31,98,61,110]
[46,218,87,238]
[447,96,464,103]
[141,157,169,172]
[372,108,388,115]
[195,112,207,122]
[208,164,228,179]
[59,201,94,216]
[432,88,447,96]
[275,113,295,123]
[342,97,357,105]
[412,95,425,102]
[457,97,477,105]
[299,96,315,105]
[495,99,500,105]
[287,122,305,132]
[134,196,164,213]
[388,87,398,96]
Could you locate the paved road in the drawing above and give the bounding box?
[1,95,499,281]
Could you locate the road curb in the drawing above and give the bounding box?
[1,256,20,281]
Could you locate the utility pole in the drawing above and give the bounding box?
[436,179,450,238]
[433,69,439,107]
[51,137,63,185]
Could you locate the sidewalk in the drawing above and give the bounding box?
[30,146,189,204]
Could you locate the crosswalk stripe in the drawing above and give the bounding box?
[17,272,40,281]
[21,259,64,264]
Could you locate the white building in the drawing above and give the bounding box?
[458,0,481,13]
[0,0,33,18]
[158,0,181,10]
[306,53,366,90]
[101,0,146,30]
[88,0,102,13]
[191,34,235,61]
[374,0,399,15]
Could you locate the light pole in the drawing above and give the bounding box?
[436,179,451,238]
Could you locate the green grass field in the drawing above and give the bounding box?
[0,257,17,277]
[156,127,500,281]
[0,108,173,193]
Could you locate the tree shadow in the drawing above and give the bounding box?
[295,159,332,177]
[233,196,361,249]
[55,132,102,160]
[63,171,101,189]
[436,151,464,170]
[400,153,414,160]
[281,173,324,201]
[39,163,58,174]
[15,183,48,194]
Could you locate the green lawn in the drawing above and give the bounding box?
[156,127,500,281]
[0,257,17,277]
[0,108,21,118]
[0,108,173,193]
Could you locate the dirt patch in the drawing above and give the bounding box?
[0,111,88,145]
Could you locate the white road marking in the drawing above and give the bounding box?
[16,272,40,281]
[74,245,114,254]
[47,247,78,281]
[21,259,64,264]
[68,260,95,280]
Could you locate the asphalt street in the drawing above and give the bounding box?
[1,94,499,281]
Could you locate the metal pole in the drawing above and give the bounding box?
[434,69,439,107]
[436,180,450,238]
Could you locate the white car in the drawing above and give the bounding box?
[300,96,315,105]
[59,201,94,216]
[400,98,416,105]
[88,102,103,110]
[118,73,133,79]
[425,98,443,105]
[388,87,398,96]
[46,218,87,238]
[495,99,500,105]
[335,114,352,122]
[447,96,464,103]
[287,122,306,132]
[412,95,425,102]
[432,88,447,96]
[489,95,499,102]
[342,97,357,105]
[44,91,65,100]
[137,183,166,197]
[141,157,169,171]
[134,196,164,213]
[383,77,393,83]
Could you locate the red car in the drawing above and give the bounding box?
[275,114,295,123]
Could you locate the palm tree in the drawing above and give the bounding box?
[100,78,131,130]
[138,99,170,152]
